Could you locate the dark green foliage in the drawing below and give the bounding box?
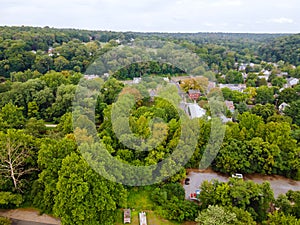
[32,138,77,213]
[251,104,276,122]
[259,34,300,66]
[278,88,298,104]
[263,211,300,225]
[151,183,199,222]
[0,102,25,130]
[256,86,275,105]
[284,100,300,126]
[0,192,23,209]
[53,153,127,225]
[214,113,300,179]
[225,70,244,84]
[0,26,299,225]
[113,61,185,80]
[198,179,274,222]
[0,217,11,225]
[286,190,300,218]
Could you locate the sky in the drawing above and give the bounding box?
[0,0,300,33]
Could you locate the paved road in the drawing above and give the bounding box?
[0,209,60,225]
[184,170,300,199]
[12,219,54,225]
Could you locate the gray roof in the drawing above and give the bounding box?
[185,103,206,119]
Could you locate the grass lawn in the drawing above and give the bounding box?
[116,187,196,225]
[115,187,196,225]
[127,187,155,211]
[116,209,180,225]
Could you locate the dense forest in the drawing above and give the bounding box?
[259,34,300,66]
[0,26,300,225]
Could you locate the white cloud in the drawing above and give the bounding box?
[268,17,294,24]
[210,0,242,7]
[0,0,299,33]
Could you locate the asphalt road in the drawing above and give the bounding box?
[12,219,54,225]
[0,209,60,225]
[184,170,300,199]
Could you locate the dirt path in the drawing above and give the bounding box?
[0,209,61,225]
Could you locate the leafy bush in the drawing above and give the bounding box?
[151,183,199,222]
[0,217,11,225]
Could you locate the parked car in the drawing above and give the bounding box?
[185,178,190,185]
[232,173,243,179]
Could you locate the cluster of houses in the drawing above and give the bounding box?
[237,62,299,89]
[84,60,299,122]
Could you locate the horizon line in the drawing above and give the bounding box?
[0,24,298,35]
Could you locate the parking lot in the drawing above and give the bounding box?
[183,170,300,199]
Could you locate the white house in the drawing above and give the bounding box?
[220,114,232,123]
[286,78,299,87]
[84,75,99,80]
[262,70,271,76]
[133,77,142,84]
[184,103,206,119]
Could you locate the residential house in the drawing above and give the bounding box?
[242,73,248,80]
[48,47,54,54]
[220,114,232,123]
[219,84,246,92]
[84,75,99,80]
[207,81,216,92]
[258,75,269,80]
[149,89,157,101]
[133,77,142,84]
[239,64,247,71]
[163,77,170,82]
[103,73,110,78]
[249,63,255,67]
[225,101,235,113]
[188,89,201,101]
[184,103,206,119]
[285,78,299,88]
[262,70,271,77]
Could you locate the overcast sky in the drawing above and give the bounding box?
[1,0,299,33]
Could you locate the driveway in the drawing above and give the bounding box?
[184,170,300,199]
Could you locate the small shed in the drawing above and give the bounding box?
[124,209,131,224]
[139,212,147,225]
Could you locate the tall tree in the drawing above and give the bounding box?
[256,86,274,105]
[0,102,25,130]
[195,205,237,225]
[53,153,127,225]
[0,129,36,191]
